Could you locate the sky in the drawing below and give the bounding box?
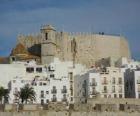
[0,0,140,59]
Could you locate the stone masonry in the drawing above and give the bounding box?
[17,25,131,67]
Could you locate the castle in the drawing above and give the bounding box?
[11,25,131,67]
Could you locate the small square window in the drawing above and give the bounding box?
[114,94,117,98]
[119,94,122,98]
[50,74,54,78]
[46,91,49,94]
[43,83,46,86]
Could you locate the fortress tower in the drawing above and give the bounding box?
[41,25,56,64]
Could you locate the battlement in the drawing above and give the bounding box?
[15,25,131,67]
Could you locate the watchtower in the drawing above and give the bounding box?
[41,25,56,64]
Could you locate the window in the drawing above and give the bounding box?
[119,86,122,93]
[112,77,115,84]
[45,33,48,40]
[63,86,66,89]
[53,86,56,89]
[103,86,107,93]
[21,80,24,83]
[52,86,57,94]
[91,78,96,86]
[112,86,115,93]
[114,94,117,98]
[26,67,34,73]
[41,91,44,94]
[12,57,16,61]
[119,78,122,84]
[119,94,122,98]
[43,83,46,86]
[52,95,57,102]
[40,91,44,98]
[62,86,67,93]
[50,74,54,78]
[69,72,73,81]
[46,99,49,103]
[48,66,55,71]
[46,91,49,94]
[71,89,73,96]
[36,67,42,73]
[103,77,107,84]
[71,97,73,101]
[41,99,44,105]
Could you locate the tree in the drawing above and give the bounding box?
[19,84,36,104]
[0,87,9,104]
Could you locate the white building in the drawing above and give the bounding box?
[100,67,124,98]
[8,58,86,104]
[74,69,101,102]
[116,57,140,70]
[75,67,125,99]
[124,68,140,98]
[116,57,140,98]
[0,60,47,88]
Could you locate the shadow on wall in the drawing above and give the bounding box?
[28,44,41,57]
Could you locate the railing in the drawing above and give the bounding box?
[40,94,44,98]
[90,91,97,95]
[90,82,97,86]
[62,98,67,102]
[51,89,57,94]
[51,98,57,102]
[102,81,108,84]
[102,90,108,93]
[118,81,122,84]
[61,89,67,93]
[119,90,122,93]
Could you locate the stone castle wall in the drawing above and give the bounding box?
[18,31,131,67]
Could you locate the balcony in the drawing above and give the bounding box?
[119,90,122,93]
[51,98,57,102]
[90,91,97,96]
[102,90,108,93]
[62,98,67,102]
[137,80,140,84]
[51,89,57,94]
[102,81,108,85]
[90,82,97,86]
[40,94,45,98]
[61,89,67,93]
[70,85,73,90]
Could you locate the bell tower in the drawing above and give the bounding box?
[41,25,56,65]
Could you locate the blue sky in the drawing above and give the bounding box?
[0,0,140,59]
